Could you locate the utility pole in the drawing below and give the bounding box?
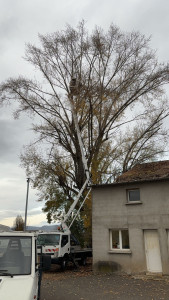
[24,177,30,231]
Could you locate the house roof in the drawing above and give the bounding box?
[116,160,169,183]
[92,160,169,189]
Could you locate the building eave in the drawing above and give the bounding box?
[92,176,169,189]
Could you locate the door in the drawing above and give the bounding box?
[144,230,162,273]
[60,235,69,256]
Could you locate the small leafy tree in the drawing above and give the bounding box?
[13,215,24,231]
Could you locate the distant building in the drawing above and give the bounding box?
[92,161,169,275]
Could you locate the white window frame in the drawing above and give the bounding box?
[109,229,131,254]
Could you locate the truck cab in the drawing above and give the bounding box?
[37,231,70,268]
[0,231,41,300]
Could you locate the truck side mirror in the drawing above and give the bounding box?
[42,255,51,271]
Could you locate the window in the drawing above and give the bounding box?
[110,229,130,251]
[127,189,140,202]
[37,234,60,246]
[0,236,32,275]
[61,235,68,247]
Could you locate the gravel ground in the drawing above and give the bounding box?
[40,261,169,300]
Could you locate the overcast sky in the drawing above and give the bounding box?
[0,0,169,227]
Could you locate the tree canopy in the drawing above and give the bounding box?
[1,22,169,237]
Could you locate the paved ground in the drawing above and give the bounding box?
[40,261,169,300]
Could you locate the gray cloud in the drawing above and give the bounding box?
[0,119,24,162]
[0,106,34,162]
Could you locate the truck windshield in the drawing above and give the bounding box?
[37,234,60,246]
[0,236,32,276]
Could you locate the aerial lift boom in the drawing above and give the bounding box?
[61,78,91,229]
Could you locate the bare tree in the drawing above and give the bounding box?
[13,215,24,231]
[1,22,169,231]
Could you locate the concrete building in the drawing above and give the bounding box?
[92,161,169,275]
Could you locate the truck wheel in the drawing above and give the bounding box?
[80,256,87,266]
[61,258,67,271]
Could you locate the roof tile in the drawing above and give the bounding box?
[116,161,169,183]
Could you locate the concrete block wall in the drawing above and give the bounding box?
[92,180,169,274]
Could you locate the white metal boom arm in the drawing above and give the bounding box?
[63,177,90,224]
[62,82,91,226]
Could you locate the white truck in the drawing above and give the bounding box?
[0,231,50,300]
[37,230,92,270]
